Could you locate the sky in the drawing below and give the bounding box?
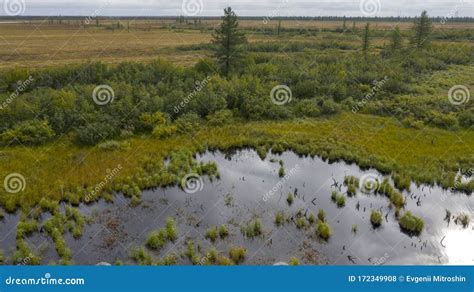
[1,0,473,17]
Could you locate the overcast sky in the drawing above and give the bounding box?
[1,0,473,17]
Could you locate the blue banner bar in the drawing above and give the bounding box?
[0,266,472,291]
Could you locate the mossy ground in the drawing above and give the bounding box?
[1,112,472,213]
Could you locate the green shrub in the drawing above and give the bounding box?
[206,109,233,126]
[275,211,285,226]
[175,113,201,134]
[0,120,54,146]
[317,209,326,222]
[399,212,424,235]
[286,193,294,205]
[295,217,306,229]
[377,178,394,196]
[161,253,178,266]
[152,125,177,139]
[393,173,411,191]
[289,257,300,266]
[455,213,470,228]
[219,224,229,239]
[279,166,285,178]
[165,217,177,241]
[205,226,218,242]
[351,224,358,233]
[347,184,357,196]
[139,112,167,132]
[308,212,315,224]
[390,191,405,209]
[229,246,246,264]
[370,210,383,228]
[146,230,167,250]
[331,191,345,207]
[241,219,263,238]
[316,221,332,240]
[131,246,152,265]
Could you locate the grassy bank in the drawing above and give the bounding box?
[1,112,472,213]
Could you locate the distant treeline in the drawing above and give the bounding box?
[0,16,473,23]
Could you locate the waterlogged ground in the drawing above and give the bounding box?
[1,150,473,265]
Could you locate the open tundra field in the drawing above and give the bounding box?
[0,18,472,68]
[0,14,473,266]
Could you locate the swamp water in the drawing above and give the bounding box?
[1,150,472,265]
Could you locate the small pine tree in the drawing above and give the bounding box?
[362,23,370,54]
[390,26,402,50]
[342,16,347,31]
[277,19,282,36]
[212,7,247,77]
[412,10,433,49]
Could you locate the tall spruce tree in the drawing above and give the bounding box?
[212,7,247,77]
[412,10,433,49]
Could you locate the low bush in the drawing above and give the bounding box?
[370,210,383,228]
[229,246,246,264]
[399,211,424,235]
[316,221,332,240]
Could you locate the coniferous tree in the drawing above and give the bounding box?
[362,23,370,54]
[212,7,247,77]
[390,26,402,50]
[412,10,433,49]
